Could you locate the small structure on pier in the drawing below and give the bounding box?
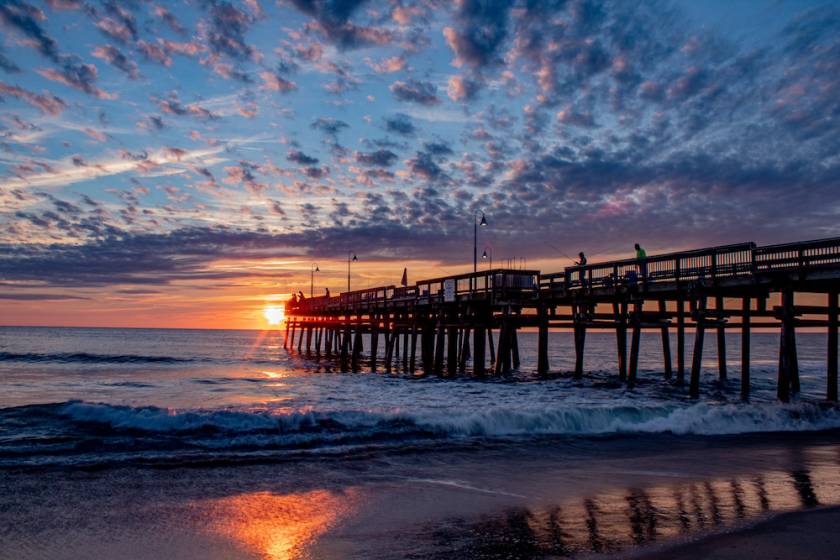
[285,237,840,402]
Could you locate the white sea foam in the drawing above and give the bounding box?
[56,400,840,439]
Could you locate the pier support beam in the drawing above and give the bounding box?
[574,303,587,379]
[434,319,446,375]
[741,297,751,400]
[537,305,550,376]
[474,323,486,377]
[829,290,838,402]
[777,288,798,402]
[369,314,379,373]
[659,300,672,380]
[614,301,627,381]
[351,324,363,373]
[690,296,707,398]
[676,296,686,385]
[447,319,458,377]
[716,296,727,381]
[628,301,642,387]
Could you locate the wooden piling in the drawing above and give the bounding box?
[628,302,641,387]
[690,296,707,398]
[828,290,838,402]
[658,300,672,380]
[741,297,750,400]
[614,301,627,381]
[474,324,486,377]
[434,320,446,375]
[409,322,418,374]
[511,324,521,370]
[447,321,458,376]
[340,322,351,372]
[458,327,471,373]
[369,314,379,373]
[574,303,586,379]
[537,305,549,376]
[676,295,686,385]
[351,326,362,372]
[488,328,496,366]
[716,296,727,381]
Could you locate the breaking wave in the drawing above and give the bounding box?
[0,352,195,364]
[1,399,839,469]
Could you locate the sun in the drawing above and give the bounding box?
[263,305,285,326]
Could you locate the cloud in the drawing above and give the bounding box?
[383,113,416,136]
[447,74,480,101]
[202,0,259,60]
[37,56,115,99]
[366,55,406,73]
[0,82,66,114]
[355,149,398,167]
[0,0,60,62]
[288,0,394,49]
[92,45,138,78]
[311,116,349,135]
[390,79,439,105]
[259,70,297,92]
[0,293,89,301]
[443,0,513,67]
[287,148,319,165]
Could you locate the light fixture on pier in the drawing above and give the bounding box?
[310,264,320,297]
[347,252,357,292]
[473,211,488,273]
[482,248,493,270]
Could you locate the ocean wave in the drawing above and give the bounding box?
[0,351,194,364]
[2,400,839,469]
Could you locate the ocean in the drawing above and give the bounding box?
[1,326,839,559]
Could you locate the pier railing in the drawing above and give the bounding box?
[563,242,756,291]
[290,269,540,314]
[754,237,840,273]
[289,237,840,315]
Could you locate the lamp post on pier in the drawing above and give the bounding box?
[310,264,319,298]
[473,211,487,273]
[347,252,357,292]
[482,248,493,271]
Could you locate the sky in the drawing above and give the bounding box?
[1,0,839,329]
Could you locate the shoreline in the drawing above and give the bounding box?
[634,506,840,560]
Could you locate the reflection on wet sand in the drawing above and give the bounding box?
[193,489,359,560]
[424,447,840,559]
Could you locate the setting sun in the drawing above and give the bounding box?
[263,305,285,326]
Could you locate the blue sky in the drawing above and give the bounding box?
[1,0,839,326]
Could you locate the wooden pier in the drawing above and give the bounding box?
[285,237,840,401]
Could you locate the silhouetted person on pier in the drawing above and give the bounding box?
[576,252,587,287]
[634,243,646,259]
[289,293,298,310]
[297,291,305,306]
[634,243,647,280]
[324,287,330,298]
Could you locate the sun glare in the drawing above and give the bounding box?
[263,305,285,326]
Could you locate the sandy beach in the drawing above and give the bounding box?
[641,506,840,560]
[3,431,840,559]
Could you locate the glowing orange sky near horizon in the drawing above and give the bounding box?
[1,252,829,330]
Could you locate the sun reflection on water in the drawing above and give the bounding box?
[195,489,359,559]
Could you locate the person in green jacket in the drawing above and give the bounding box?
[634,243,646,259]
[634,243,647,279]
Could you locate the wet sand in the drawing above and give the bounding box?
[2,433,840,559]
[640,506,840,560]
